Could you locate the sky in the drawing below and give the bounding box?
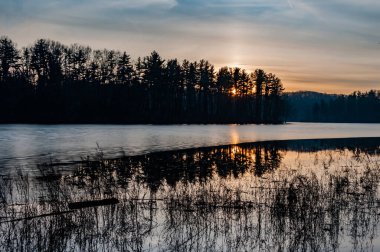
[0,0,379,93]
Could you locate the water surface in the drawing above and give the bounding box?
[1,138,379,251]
[1,123,380,173]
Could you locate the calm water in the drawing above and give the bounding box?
[1,123,380,173]
[0,138,379,251]
[1,124,380,251]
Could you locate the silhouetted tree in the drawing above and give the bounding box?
[116,52,134,86]
[0,36,19,82]
[142,51,165,88]
[252,69,266,122]
[64,44,91,82]
[216,67,233,93]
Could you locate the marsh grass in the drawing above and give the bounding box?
[0,140,379,251]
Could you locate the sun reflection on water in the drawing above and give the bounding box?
[230,125,240,145]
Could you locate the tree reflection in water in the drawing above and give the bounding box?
[0,138,379,251]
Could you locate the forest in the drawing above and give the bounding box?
[0,36,286,124]
[286,91,380,123]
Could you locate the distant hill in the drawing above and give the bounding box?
[284,90,380,123]
[284,91,338,122]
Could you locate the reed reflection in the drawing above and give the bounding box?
[0,138,379,251]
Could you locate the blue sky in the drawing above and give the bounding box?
[0,0,379,93]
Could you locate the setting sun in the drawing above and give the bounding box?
[231,87,237,96]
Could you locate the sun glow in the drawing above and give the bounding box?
[231,88,237,96]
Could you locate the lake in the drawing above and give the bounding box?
[0,124,380,251]
[1,122,380,174]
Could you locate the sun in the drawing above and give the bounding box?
[231,87,237,96]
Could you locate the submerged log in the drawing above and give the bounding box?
[68,198,119,210]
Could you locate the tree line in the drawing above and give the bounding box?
[0,36,285,124]
[284,91,380,123]
[311,90,380,123]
